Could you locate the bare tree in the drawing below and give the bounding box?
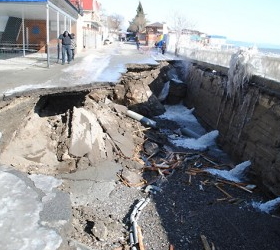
[169,11,195,56]
[107,14,124,34]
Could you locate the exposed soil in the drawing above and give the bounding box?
[0,63,280,250]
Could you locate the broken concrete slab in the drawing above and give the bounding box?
[0,112,60,171]
[69,107,106,158]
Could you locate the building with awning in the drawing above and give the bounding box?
[0,0,80,66]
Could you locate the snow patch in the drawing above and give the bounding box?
[4,83,53,97]
[29,174,62,202]
[206,160,251,182]
[158,104,197,126]
[252,197,280,214]
[0,171,62,250]
[170,130,219,150]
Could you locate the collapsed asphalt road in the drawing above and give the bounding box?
[0,61,280,250]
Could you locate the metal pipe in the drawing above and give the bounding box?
[180,127,200,138]
[46,4,50,68]
[127,110,157,129]
[22,13,25,57]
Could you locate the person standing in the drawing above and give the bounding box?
[135,35,140,50]
[161,41,166,55]
[59,31,72,65]
[70,33,76,60]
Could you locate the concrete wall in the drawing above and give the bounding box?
[176,47,280,82]
[183,61,280,196]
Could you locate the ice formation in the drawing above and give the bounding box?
[252,197,280,214]
[227,47,258,97]
[170,130,219,150]
[158,81,170,101]
[206,160,251,182]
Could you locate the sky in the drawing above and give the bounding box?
[100,0,280,46]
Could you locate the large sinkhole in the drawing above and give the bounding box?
[0,61,280,250]
[35,91,88,117]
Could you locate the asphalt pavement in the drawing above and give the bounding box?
[0,42,167,100]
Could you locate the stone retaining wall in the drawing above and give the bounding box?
[183,61,280,196]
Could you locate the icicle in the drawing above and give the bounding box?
[227,48,256,98]
[158,81,170,102]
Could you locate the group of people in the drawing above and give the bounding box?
[155,41,167,54]
[135,35,167,55]
[59,31,76,65]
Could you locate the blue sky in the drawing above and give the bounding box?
[100,0,280,46]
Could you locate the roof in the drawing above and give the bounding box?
[82,0,100,11]
[146,22,163,28]
[82,0,92,10]
[0,0,79,20]
[209,35,227,39]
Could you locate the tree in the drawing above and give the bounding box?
[127,1,147,34]
[169,11,195,56]
[107,14,124,34]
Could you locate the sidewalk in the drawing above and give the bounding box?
[0,42,171,99]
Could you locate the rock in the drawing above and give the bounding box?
[113,85,126,102]
[113,103,128,114]
[121,158,144,170]
[166,79,188,104]
[88,92,101,103]
[77,156,91,170]
[91,221,108,241]
[120,75,165,117]
[143,141,160,156]
[121,168,142,185]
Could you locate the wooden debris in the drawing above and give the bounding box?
[132,126,151,134]
[217,198,228,202]
[116,173,130,187]
[116,173,146,187]
[217,179,253,193]
[169,244,174,250]
[200,235,211,250]
[188,174,192,185]
[214,183,232,198]
[199,154,219,166]
[137,225,145,250]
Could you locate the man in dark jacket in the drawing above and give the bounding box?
[59,31,72,65]
[161,41,166,55]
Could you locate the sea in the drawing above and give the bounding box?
[228,40,280,57]
[258,47,280,56]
